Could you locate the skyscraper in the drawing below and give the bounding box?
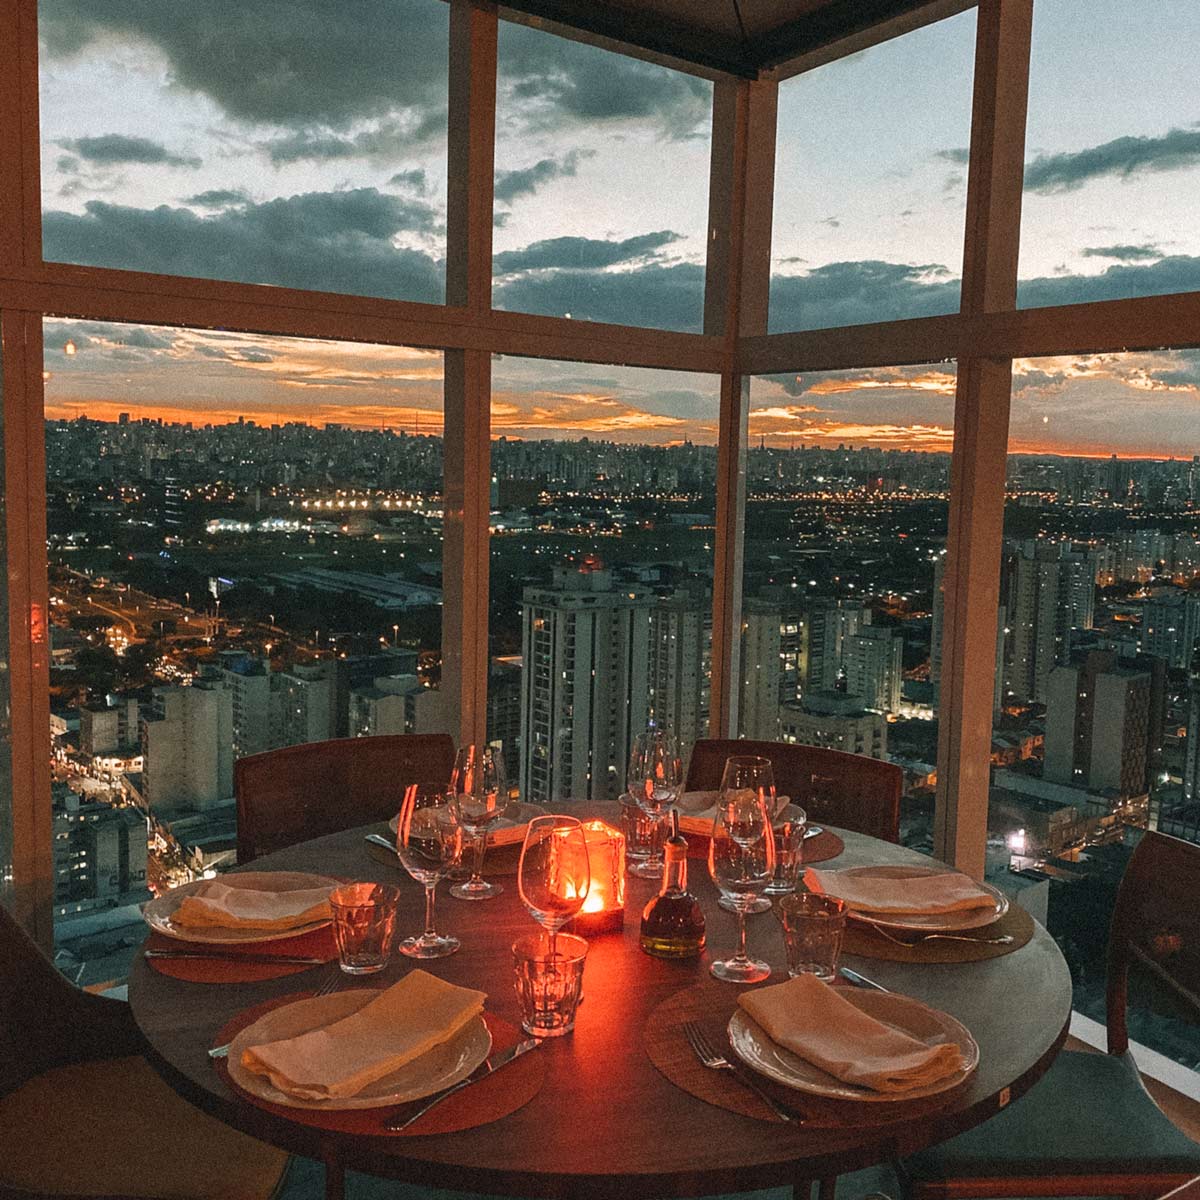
[844,625,902,714]
[647,587,711,755]
[141,680,234,811]
[1141,591,1200,669]
[1184,643,1200,806]
[520,564,653,804]
[739,598,783,740]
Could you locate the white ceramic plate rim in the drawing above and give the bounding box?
[142,870,338,944]
[728,990,979,1103]
[823,864,1010,932]
[226,989,493,1110]
[387,800,546,842]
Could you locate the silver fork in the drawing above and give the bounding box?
[208,966,346,1059]
[862,922,1014,948]
[681,1020,799,1123]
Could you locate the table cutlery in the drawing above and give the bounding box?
[382,1037,542,1131]
[681,1020,801,1123]
[364,833,397,853]
[839,966,890,992]
[858,921,1014,948]
[145,948,328,965]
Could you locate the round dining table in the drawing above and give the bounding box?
[128,804,1073,1200]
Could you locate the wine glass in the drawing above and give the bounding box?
[449,744,506,901]
[518,815,591,955]
[716,753,776,915]
[708,756,777,983]
[395,781,462,958]
[627,728,681,877]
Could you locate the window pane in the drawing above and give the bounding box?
[492,20,711,331]
[0,333,12,909]
[1018,0,1200,308]
[489,357,719,802]
[989,349,1200,1067]
[744,366,956,845]
[38,0,448,303]
[769,12,976,333]
[44,318,444,984]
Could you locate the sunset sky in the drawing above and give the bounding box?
[33,0,1200,459]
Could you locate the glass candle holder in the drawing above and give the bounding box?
[570,819,626,935]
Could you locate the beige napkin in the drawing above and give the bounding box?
[676,791,791,837]
[738,974,964,1093]
[241,970,487,1101]
[808,867,995,915]
[172,881,332,932]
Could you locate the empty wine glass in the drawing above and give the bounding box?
[395,781,462,958]
[717,753,776,915]
[627,729,681,877]
[708,756,776,983]
[518,815,591,954]
[449,744,506,901]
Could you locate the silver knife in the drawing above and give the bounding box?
[839,966,890,992]
[144,948,327,965]
[383,1038,542,1131]
[364,833,397,852]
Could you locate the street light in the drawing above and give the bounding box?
[392,624,399,646]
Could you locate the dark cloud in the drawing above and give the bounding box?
[42,188,444,303]
[59,133,201,168]
[494,261,704,331]
[1024,126,1200,194]
[57,155,80,174]
[388,168,428,194]
[1140,350,1200,391]
[1080,243,1163,262]
[494,230,683,274]
[262,116,443,165]
[196,344,275,363]
[494,150,592,205]
[184,188,250,209]
[765,365,943,399]
[1018,254,1200,307]
[935,148,970,165]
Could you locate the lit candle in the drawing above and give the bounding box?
[571,819,626,935]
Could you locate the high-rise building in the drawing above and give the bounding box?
[486,657,524,777]
[520,564,653,804]
[79,698,140,756]
[1043,650,1153,798]
[348,674,425,737]
[1141,591,1200,669]
[739,599,783,741]
[806,599,868,692]
[844,625,902,714]
[141,681,233,811]
[647,587,711,755]
[272,662,337,748]
[218,653,273,761]
[1184,643,1200,806]
[51,785,148,915]
[780,691,888,760]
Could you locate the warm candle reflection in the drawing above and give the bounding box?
[571,820,626,934]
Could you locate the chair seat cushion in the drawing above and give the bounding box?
[906,1050,1200,1180]
[0,1055,288,1199]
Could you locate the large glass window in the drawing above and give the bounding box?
[769,11,976,332]
[492,20,712,331]
[0,334,11,909]
[43,318,444,983]
[488,357,719,801]
[988,349,1200,1067]
[38,0,449,303]
[743,366,956,846]
[1017,0,1200,308]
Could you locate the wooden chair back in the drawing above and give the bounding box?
[1106,830,1200,1055]
[684,738,902,842]
[235,733,456,863]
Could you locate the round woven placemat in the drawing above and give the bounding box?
[841,903,1035,964]
[146,925,338,983]
[213,995,544,1137]
[685,828,844,866]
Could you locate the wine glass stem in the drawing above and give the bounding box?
[423,883,437,939]
[735,905,749,963]
[472,831,486,883]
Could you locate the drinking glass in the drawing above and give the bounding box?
[708,757,776,983]
[619,793,665,879]
[716,755,777,914]
[777,892,845,980]
[395,781,462,958]
[628,728,682,828]
[329,883,400,975]
[518,815,590,954]
[449,744,506,901]
[512,931,588,1038]
[765,802,809,896]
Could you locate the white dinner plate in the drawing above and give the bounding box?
[388,800,546,847]
[675,792,819,839]
[142,870,338,944]
[728,989,979,1103]
[821,864,1010,933]
[227,989,492,1110]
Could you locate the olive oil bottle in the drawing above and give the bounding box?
[639,811,706,958]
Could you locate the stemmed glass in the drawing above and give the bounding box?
[716,754,776,915]
[627,728,682,877]
[708,755,776,983]
[518,815,591,954]
[449,744,506,901]
[394,781,463,958]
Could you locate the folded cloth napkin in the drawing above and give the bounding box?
[171,881,333,932]
[241,970,487,1101]
[676,791,791,836]
[807,867,995,915]
[738,974,964,1093]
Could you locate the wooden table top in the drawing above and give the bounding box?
[128,805,1072,1196]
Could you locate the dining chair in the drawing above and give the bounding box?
[900,829,1200,1198]
[235,732,456,863]
[684,738,902,843]
[0,902,290,1200]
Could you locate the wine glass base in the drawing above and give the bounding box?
[449,879,503,900]
[399,933,461,958]
[629,859,664,880]
[710,957,771,984]
[718,894,771,914]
